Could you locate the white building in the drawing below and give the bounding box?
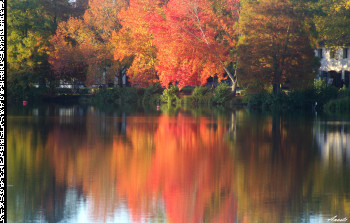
[316,45,350,88]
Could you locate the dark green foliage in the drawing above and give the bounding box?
[191,86,213,105]
[324,97,350,113]
[192,86,209,98]
[142,83,163,105]
[247,80,341,111]
[247,93,290,111]
[93,87,138,105]
[7,73,48,102]
[311,80,338,109]
[212,84,231,104]
[338,86,350,98]
[288,88,316,110]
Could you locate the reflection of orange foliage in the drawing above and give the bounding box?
[150,114,236,223]
[14,109,350,222]
[45,112,237,222]
[112,117,158,222]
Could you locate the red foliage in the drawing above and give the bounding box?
[149,0,239,89]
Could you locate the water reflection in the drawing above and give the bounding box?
[315,121,350,167]
[7,105,350,222]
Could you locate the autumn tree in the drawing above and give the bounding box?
[7,0,50,79]
[237,0,315,95]
[49,18,91,84]
[111,0,160,87]
[149,0,240,91]
[313,0,350,47]
[49,0,129,87]
[7,0,87,99]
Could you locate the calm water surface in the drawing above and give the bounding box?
[7,104,350,223]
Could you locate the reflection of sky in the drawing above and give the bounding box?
[76,203,130,223]
[60,189,132,223]
[315,121,350,166]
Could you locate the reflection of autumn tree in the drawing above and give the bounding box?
[233,114,317,222]
[44,109,124,222]
[111,116,161,221]
[111,114,239,222]
[149,114,237,223]
[43,110,238,222]
[12,106,350,223]
[7,118,71,223]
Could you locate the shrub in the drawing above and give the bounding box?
[193,86,209,97]
[7,72,48,102]
[191,86,213,105]
[212,83,231,104]
[248,91,309,111]
[247,93,266,109]
[120,87,138,104]
[160,85,179,104]
[313,79,338,107]
[339,86,350,98]
[288,88,316,110]
[142,83,163,105]
[56,88,74,95]
[93,87,138,105]
[324,96,350,113]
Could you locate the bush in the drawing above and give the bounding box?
[247,80,341,111]
[313,79,338,107]
[191,86,213,105]
[193,86,209,97]
[142,83,163,105]
[7,72,48,102]
[288,88,316,110]
[247,93,266,109]
[56,88,74,95]
[247,91,312,111]
[93,87,138,105]
[212,84,232,104]
[160,85,179,104]
[324,97,350,113]
[339,86,350,98]
[121,87,138,104]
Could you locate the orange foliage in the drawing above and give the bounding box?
[50,0,128,85]
[111,0,160,87]
[49,18,92,81]
[149,0,239,88]
[43,112,237,222]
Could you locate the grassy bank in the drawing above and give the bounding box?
[8,80,350,113]
[88,83,241,108]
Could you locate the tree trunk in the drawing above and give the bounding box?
[224,67,237,96]
[118,70,123,87]
[273,83,280,96]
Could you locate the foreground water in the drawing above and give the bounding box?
[7,104,350,223]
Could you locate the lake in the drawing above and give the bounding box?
[7,104,350,223]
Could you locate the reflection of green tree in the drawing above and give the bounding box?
[7,117,78,223]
